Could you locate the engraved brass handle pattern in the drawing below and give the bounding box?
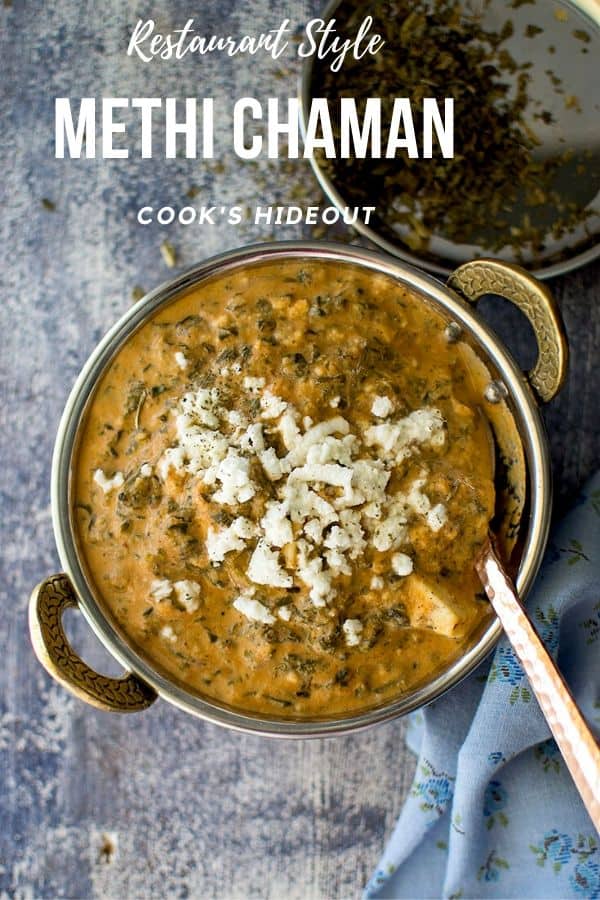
[29,574,157,713]
[478,542,600,831]
[448,259,568,403]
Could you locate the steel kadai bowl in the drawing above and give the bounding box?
[29,242,568,737]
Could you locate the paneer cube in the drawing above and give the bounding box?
[405,575,465,637]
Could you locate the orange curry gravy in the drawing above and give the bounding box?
[74,260,495,717]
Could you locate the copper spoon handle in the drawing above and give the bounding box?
[477,542,600,831]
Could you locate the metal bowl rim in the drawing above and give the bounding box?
[50,239,552,737]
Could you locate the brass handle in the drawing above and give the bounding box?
[447,259,568,403]
[29,574,157,713]
[478,542,600,831]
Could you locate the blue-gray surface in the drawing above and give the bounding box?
[1,2,599,898]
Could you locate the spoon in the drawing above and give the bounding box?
[477,538,600,831]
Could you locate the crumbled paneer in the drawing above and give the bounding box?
[258,447,289,481]
[243,376,265,392]
[179,387,222,429]
[370,575,384,590]
[209,451,256,505]
[206,517,256,563]
[277,605,292,621]
[157,446,186,480]
[391,552,414,577]
[239,423,265,454]
[261,501,293,548]
[150,578,200,612]
[151,381,451,622]
[247,540,293,588]
[278,410,301,450]
[149,578,172,601]
[233,594,275,625]
[174,351,189,370]
[139,463,153,477]
[160,624,177,643]
[371,395,393,418]
[260,390,288,419]
[296,540,334,606]
[427,503,448,533]
[93,469,124,494]
[173,580,201,612]
[365,407,445,461]
[343,618,363,646]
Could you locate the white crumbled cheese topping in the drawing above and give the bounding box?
[364,422,398,454]
[285,417,350,467]
[348,459,390,507]
[139,463,153,478]
[160,624,177,643]
[152,380,450,616]
[174,351,189,370]
[278,409,301,450]
[277,605,292,621]
[247,540,293,588]
[258,447,290,481]
[365,407,445,462]
[407,475,431,515]
[180,429,229,474]
[427,503,448,533]
[371,575,384,590]
[179,387,222,429]
[304,518,324,544]
[295,540,334,606]
[325,510,366,560]
[343,618,363,646]
[305,434,356,467]
[227,410,245,427]
[325,548,351,576]
[149,578,172,601]
[372,495,409,551]
[206,517,256,564]
[233,594,276,625]
[239,422,265,454]
[281,480,337,527]
[243,376,265,392]
[260,390,288,419]
[150,578,201,612]
[292,463,353,493]
[173,579,201,612]
[330,395,341,408]
[391,552,414,577]
[93,469,124,494]
[157,446,185,480]
[371,395,393,418]
[260,501,293,548]
[209,451,256,505]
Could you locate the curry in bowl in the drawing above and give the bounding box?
[74,259,505,717]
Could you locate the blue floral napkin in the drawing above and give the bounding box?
[365,472,600,900]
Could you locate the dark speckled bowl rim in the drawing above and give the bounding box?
[51,241,552,737]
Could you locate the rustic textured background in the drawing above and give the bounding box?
[1,1,598,898]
